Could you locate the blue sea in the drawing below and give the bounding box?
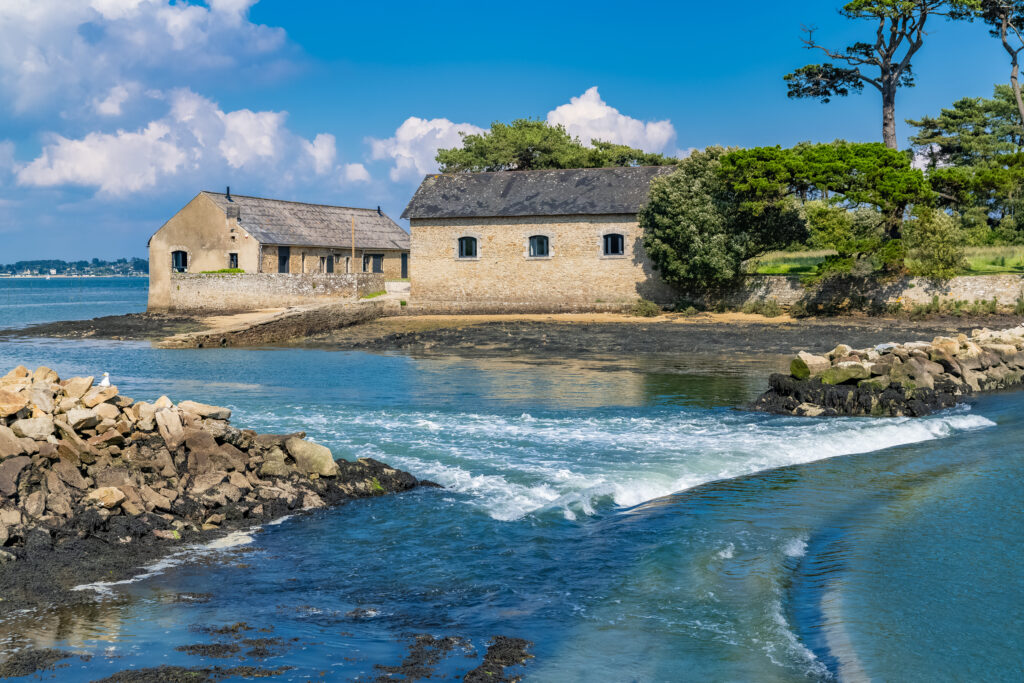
[0,278,1020,681]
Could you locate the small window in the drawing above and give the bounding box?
[603,233,624,256]
[528,235,549,258]
[363,254,384,273]
[171,251,188,273]
[228,253,238,269]
[458,236,478,259]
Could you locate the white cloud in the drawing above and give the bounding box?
[303,133,337,175]
[369,116,485,182]
[93,83,134,116]
[17,122,187,194]
[546,86,676,153]
[16,90,349,196]
[0,141,15,184]
[344,163,370,183]
[0,0,287,114]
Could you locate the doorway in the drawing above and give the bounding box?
[401,253,408,279]
[277,246,290,273]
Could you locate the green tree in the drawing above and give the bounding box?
[435,119,675,173]
[785,1,979,149]
[640,148,806,292]
[904,207,968,278]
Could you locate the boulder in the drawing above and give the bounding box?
[67,408,100,431]
[84,487,125,509]
[0,389,28,418]
[82,386,118,409]
[0,456,31,496]
[2,366,29,382]
[62,376,94,399]
[191,472,227,495]
[285,437,340,477]
[259,459,291,478]
[178,400,231,421]
[153,396,174,410]
[155,409,185,450]
[790,352,830,380]
[10,417,54,440]
[27,386,55,414]
[93,403,121,421]
[827,344,853,360]
[0,425,26,459]
[22,490,45,517]
[32,366,58,384]
[53,459,88,490]
[820,362,872,386]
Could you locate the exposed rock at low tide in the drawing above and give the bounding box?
[0,364,427,561]
[752,325,1024,417]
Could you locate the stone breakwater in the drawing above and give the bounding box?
[0,365,427,564]
[751,325,1024,417]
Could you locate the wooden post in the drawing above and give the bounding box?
[351,217,356,274]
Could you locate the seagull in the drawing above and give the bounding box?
[98,372,111,388]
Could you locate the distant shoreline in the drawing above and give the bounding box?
[0,274,147,279]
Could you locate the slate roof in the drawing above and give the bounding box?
[201,191,410,250]
[401,166,675,220]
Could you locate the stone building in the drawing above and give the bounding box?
[148,190,410,311]
[402,166,676,311]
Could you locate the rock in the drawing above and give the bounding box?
[84,487,126,509]
[32,366,58,384]
[67,408,100,431]
[827,344,852,360]
[93,403,121,421]
[820,362,872,386]
[82,386,118,409]
[285,438,340,477]
[140,485,172,512]
[46,492,73,517]
[0,456,31,496]
[228,471,251,491]
[94,466,130,489]
[54,419,95,461]
[191,472,227,495]
[23,490,45,517]
[794,403,826,417]
[0,550,15,564]
[62,376,94,399]
[790,351,830,380]
[53,459,89,490]
[153,396,174,410]
[88,430,126,449]
[2,366,30,382]
[259,459,290,478]
[155,409,185,450]
[0,389,28,418]
[27,386,55,414]
[0,425,26,459]
[10,416,54,440]
[178,400,231,421]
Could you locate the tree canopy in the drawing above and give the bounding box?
[434,119,676,173]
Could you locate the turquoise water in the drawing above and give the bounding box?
[0,280,1020,681]
[0,277,147,329]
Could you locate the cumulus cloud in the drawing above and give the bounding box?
[368,117,485,182]
[546,86,676,153]
[16,90,351,196]
[344,163,371,183]
[0,0,286,115]
[92,83,135,116]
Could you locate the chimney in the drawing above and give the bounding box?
[377,205,382,216]
[226,186,232,202]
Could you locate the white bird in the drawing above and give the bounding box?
[98,372,111,388]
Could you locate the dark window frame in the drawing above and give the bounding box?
[363,254,384,273]
[458,236,478,259]
[603,233,625,256]
[171,250,188,273]
[228,252,238,269]
[528,235,550,258]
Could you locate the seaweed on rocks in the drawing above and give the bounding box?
[463,636,534,683]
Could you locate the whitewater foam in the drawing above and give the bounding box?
[240,405,996,522]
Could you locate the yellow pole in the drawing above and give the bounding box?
[351,216,356,273]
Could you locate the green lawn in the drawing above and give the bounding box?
[748,247,1024,276]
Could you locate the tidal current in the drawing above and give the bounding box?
[0,279,1018,681]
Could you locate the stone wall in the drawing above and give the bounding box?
[698,274,1024,310]
[260,245,406,279]
[409,214,675,311]
[167,273,385,312]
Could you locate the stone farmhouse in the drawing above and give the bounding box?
[402,166,675,312]
[148,190,410,311]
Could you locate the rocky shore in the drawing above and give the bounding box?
[751,324,1024,417]
[0,364,429,600]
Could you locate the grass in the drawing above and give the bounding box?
[749,246,1024,276]
[385,278,410,282]
[199,268,245,274]
[360,290,387,299]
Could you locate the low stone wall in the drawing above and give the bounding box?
[167,273,385,312]
[751,325,1024,417]
[401,301,636,315]
[708,274,1024,311]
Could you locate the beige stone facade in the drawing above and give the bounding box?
[410,214,674,308]
[258,245,406,279]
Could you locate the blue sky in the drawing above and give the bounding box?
[0,0,1012,260]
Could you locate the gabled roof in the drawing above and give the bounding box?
[201,191,410,250]
[401,166,675,220]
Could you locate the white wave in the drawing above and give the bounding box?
[240,405,996,522]
[783,535,809,559]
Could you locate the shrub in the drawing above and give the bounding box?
[680,305,700,317]
[741,299,784,318]
[631,299,662,317]
[200,268,245,274]
[789,300,810,318]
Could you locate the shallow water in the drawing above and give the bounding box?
[0,277,147,329]
[0,282,1021,681]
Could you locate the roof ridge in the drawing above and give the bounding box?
[201,191,385,213]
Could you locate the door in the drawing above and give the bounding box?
[401,253,408,279]
[326,255,334,274]
[372,254,384,273]
[277,246,290,273]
